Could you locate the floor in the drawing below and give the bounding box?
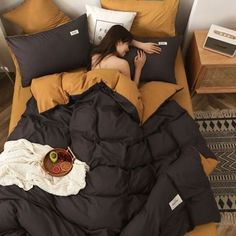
[0,73,14,151]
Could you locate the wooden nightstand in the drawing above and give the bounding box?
[186,30,236,94]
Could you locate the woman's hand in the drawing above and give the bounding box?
[141,42,161,54]
[133,50,146,86]
[134,50,146,70]
[131,40,161,54]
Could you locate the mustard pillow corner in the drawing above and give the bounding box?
[101,0,180,37]
[140,81,183,124]
[31,73,69,114]
[200,153,219,176]
[3,0,70,34]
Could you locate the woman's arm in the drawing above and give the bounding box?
[131,39,161,54]
[133,50,146,85]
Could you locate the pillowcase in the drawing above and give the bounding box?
[3,0,70,34]
[101,0,179,37]
[85,4,136,45]
[6,14,91,87]
[124,36,182,83]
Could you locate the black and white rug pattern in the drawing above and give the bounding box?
[195,109,236,225]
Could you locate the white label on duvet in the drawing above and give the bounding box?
[70,30,79,36]
[169,194,183,210]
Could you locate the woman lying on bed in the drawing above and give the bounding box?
[91,25,161,85]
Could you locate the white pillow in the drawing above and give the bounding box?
[86,5,136,45]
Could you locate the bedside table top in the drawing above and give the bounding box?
[194,30,236,65]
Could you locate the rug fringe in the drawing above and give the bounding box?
[220,212,236,225]
[208,142,236,150]
[194,109,236,119]
[209,174,236,181]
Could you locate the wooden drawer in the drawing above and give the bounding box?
[195,66,236,93]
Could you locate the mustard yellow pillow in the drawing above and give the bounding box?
[3,0,70,33]
[101,0,179,37]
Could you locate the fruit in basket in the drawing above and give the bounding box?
[51,165,61,174]
[49,151,58,163]
[60,161,72,171]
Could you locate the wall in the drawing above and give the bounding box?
[183,0,236,56]
[0,18,11,70]
[0,0,194,71]
[176,0,194,36]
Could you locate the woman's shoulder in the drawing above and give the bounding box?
[110,56,130,77]
[110,56,129,66]
[92,54,127,63]
[91,54,100,69]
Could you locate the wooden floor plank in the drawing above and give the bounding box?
[0,74,14,151]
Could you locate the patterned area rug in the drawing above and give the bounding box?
[195,109,236,226]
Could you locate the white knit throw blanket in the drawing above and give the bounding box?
[0,139,89,196]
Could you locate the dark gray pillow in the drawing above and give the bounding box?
[124,36,182,83]
[6,14,91,87]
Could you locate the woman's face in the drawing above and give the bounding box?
[116,41,130,57]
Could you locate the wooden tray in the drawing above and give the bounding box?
[43,148,75,177]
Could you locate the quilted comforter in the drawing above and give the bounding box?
[0,69,220,236]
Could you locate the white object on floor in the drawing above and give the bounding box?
[0,139,89,196]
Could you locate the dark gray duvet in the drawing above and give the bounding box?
[0,82,220,236]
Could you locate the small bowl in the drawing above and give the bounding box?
[43,148,75,177]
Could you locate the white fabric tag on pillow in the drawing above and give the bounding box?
[86,4,136,45]
[70,30,79,36]
[158,42,168,46]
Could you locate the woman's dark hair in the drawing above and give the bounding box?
[91,25,133,68]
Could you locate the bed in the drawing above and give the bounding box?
[0,1,220,235]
